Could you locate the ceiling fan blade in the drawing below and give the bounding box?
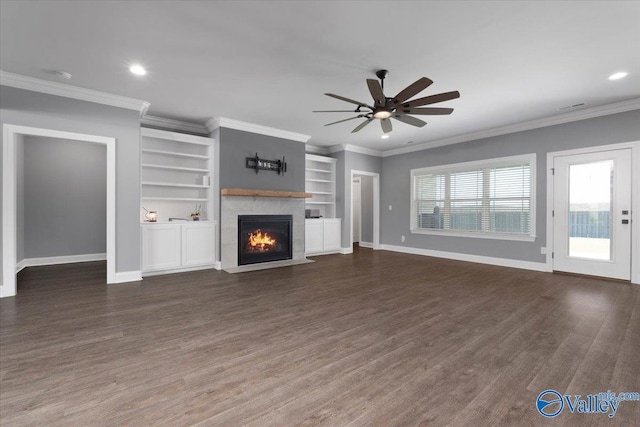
[391,77,434,105]
[397,107,454,115]
[325,93,373,109]
[381,118,392,133]
[313,110,367,113]
[351,118,374,133]
[401,91,460,108]
[324,116,363,126]
[366,79,385,105]
[392,114,427,128]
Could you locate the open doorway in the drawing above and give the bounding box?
[349,170,380,251]
[2,125,116,298]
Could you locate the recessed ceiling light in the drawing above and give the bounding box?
[129,64,147,76]
[608,71,628,80]
[381,134,390,139]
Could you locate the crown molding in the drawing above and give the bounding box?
[382,97,640,157]
[0,70,150,116]
[141,115,209,135]
[206,117,311,143]
[328,144,383,157]
[305,144,330,155]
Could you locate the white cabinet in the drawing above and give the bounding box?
[142,224,182,271]
[142,221,216,274]
[182,222,215,266]
[305,218,342,255]
[322,219,342,251]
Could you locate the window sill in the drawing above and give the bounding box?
[410,228,536,242]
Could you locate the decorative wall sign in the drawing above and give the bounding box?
[246,153,287,175]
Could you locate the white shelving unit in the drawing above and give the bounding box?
[140,128,214,221]
[305,154,337,218]
[305,154,341,255]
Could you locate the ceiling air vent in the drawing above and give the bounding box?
[559,102,586,111]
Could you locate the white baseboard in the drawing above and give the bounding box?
[142,263,219,277]
[358,241,373,248]
[380,244,549,272]
[112,270,142,283]
[16,253,107,271]
[340,247,353,255]
[306,249,342,256]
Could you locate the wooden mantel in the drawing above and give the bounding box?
[221,188,312,198]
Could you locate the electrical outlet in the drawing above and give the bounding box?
[401,235,405,243]
[388,205,393,211]
[540,247,547,254]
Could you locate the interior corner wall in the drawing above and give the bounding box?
[0,85,142,276]
[332,150,382,248]
[218,127,305,192]
[209,127,221,263]
[381,109,640,263]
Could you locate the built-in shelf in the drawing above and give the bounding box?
[305,154,337,218]
[142,181,210,188]
[221,188,312,198]
[142,149,210,160]
[142,197,208,202]
[142,164,210,173]
[140,128,214,221]
[305,178,334,183]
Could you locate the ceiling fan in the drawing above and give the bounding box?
[314,70,460,134]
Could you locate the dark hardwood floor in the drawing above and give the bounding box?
[1,248,638,426]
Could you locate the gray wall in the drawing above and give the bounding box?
[0,86,142,280]
[22,136,106,258]
[332,151,382,248]
[219,128,305,192]
[381,109,640,263]
[359,175,374,243]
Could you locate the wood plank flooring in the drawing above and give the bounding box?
[1,247,639,426]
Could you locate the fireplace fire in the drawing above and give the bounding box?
[238,215,292,265]
[247,230,277,252]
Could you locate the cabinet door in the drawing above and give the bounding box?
[142,224,181,271]
[182,223,215,266]
[305,219,324,253]
[323,219,342,251]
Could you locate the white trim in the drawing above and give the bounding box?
[206,117,310,143]
[410,153,536,240]
[306,144,330,155]
[409,228,536,242]
[16,259,27,274]
[329,144,383,157]
[382,98,640,157]
[381,244,549,272]
[17,253,106,269]
[0,70,150,116]
[359,241,374,248]
[349,170,381,251]
[141,115,209,135]
[2,124,117,298]
[112,271,143,283]
[340,247,353,255]
[546,140,640,284]
[142,264,218,277]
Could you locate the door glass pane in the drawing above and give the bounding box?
[568,160,612,260]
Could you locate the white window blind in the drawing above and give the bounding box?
[412,155,535,237]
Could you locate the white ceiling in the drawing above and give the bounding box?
[1,1,639,151]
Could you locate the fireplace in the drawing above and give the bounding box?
[238,215,293,265]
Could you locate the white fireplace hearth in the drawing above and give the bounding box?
[220,189,312,272]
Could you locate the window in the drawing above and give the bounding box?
[411,154,536,240]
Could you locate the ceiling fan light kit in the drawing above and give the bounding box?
[314,69,460,134]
